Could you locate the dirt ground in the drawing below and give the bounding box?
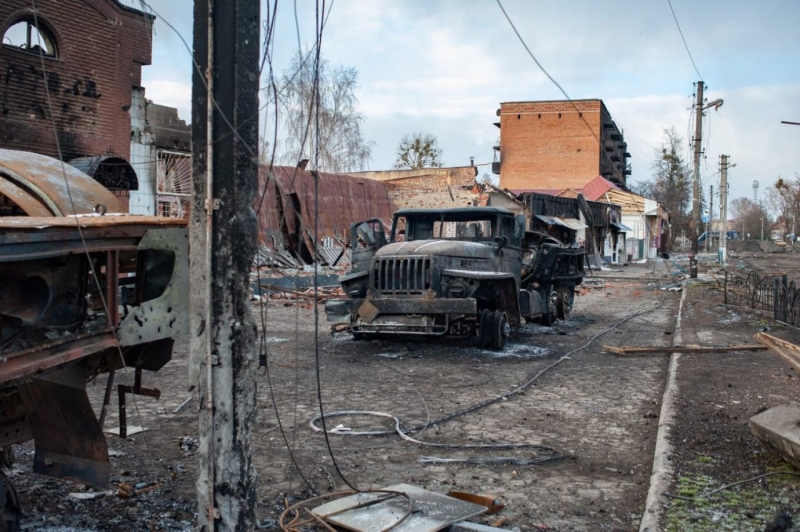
[8,255,800,531]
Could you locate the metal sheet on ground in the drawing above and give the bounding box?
[312,483,486,532]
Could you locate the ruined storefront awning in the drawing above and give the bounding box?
[534,214,587,231]
[68,154,139,191]
[0,149,124,216]
[610,222,633,232]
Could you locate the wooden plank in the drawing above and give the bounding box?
[754,332,800,372]
[604,344,767,355]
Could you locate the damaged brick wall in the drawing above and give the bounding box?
[0,0,152,161]
[353,167,486,210]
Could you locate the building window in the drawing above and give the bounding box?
[2,17,57,58]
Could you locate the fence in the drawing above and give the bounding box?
[724,269,800,327]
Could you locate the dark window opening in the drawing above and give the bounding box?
[558,113,562,119]
[579,112,583,118]
[517,114,520,119]
[2,17,57,58]
[538,113,541,119]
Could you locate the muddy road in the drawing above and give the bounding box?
[13,279,681,531]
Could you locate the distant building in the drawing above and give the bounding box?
[494,99,631,192]
[0,0,154,210]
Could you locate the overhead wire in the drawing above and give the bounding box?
[28,0,156,469]
[310,0,360,493]
[666,0,704,81]
[135,0,327,494]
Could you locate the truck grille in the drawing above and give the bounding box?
[373,257,432,295]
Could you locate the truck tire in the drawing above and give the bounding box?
[539,290,559,327]
[491,310,510,350]
[479,309,493,347]
[556,287,574,321]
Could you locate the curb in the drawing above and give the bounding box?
[639,287,687,532]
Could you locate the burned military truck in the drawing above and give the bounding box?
[325,207,585,349]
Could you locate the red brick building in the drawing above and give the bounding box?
[0,0,152,201]
[495,99,631,192]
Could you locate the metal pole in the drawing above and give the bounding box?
[190,0,260,529]
[705,184,713,253]
[691,81,704,276]
[719,155,728,264]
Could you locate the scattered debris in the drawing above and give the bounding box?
[447,491,505,515]
[175,436,199,452]
[604,344,767,355]
[67,490,114,501]
[173,396,193,414]
[105,425,147,436]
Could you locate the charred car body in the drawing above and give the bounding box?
[326,207,585,349]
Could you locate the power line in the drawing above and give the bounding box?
[666,0,703,81]
[494,0,601,147]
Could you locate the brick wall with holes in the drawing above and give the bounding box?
[498,100,628,191]
[0,0,152,161]
[380,166,488,210]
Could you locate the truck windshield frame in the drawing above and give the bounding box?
[391,213,508,243]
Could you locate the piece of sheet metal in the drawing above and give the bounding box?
[312,484,486,532]
[18,364,110,487]
[0,148,123,216]
[534,214,586,230]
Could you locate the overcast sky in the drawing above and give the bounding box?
[124,0,800,205]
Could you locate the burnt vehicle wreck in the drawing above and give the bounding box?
[326,207,585,349]
[0,214,188,511]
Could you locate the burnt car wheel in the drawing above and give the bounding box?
[479,309,494,347]
[556,287,574,321]
[539,290,559,327]
[491,310,510,350]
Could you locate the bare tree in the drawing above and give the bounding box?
[277,50,373,173]
[394,133,443,170]
[730,197,772,239]
[765,174,800,236]
[636,128,692,248]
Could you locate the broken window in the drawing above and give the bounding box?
[2,17,57,58]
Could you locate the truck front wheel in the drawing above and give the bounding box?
[491,310,510,350]
[556,287,574,321]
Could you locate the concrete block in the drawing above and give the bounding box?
[749,403,800,469]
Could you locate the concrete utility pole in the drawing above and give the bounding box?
[705,184,713,253]
[690,82,724,274]
[719,155,729,264]
[690,81,704,271]
[190,0,260,529]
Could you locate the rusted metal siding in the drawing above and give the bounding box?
[256,165,395,267]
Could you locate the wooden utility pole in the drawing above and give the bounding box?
[190,0,260,529]
[690,81,704,271]
[719,155,729,264]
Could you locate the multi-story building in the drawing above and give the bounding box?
[0,0,154,210]
[494,99,631,192]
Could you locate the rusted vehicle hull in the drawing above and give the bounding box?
[0,215,188,490]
